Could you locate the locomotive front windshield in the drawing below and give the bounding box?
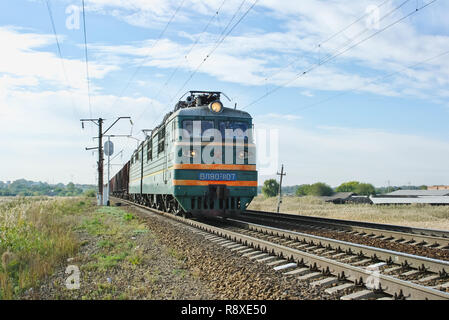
[182,120,214,137]
[182,120,250,140]
[219,121,248,138]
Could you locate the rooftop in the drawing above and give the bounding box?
[370,196,449,205]
[385,190,449,197]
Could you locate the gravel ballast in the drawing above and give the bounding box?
[124,203,337,300]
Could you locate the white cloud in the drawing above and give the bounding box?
[4,0,449,186]
[256,122,449,187]
[0,26,118,92]
[86,0,449,103]
[0,85,165,183]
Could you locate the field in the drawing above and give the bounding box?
[248,195,449,230]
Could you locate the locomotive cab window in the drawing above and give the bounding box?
[219,121,249,139]
[182,120,214,138]
[147,139,152,162]
[157,126,165,155]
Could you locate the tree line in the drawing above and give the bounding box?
[261,179,428,198]
[0,179,96,197]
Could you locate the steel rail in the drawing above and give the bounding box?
[226,218,449,275]
[244,210,449,248]
[113,197,449,300]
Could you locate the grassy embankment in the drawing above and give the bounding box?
[249,195,449,230]
[0,197,81,299]
[0,197,150,299]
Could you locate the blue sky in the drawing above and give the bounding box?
[1,0,449,187]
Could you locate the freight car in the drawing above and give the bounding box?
[110,91,257,218]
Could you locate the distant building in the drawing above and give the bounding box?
[428,185,449,190]
[370,196,449,205]
[385,190,449,196]
[371,189,449,205]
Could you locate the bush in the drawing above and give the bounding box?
[336,181,360,193]
[355,183,376,196]
[84,189,97,198]
[336,181,376,196]
[262,179,279,198]
[296,183,334,196]
[296,184,311,196]
[309,183,334,196]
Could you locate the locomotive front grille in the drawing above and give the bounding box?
[190,196,242,211]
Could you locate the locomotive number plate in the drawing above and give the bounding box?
[199,172,237,181]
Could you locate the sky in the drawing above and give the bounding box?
[1,0,449,187]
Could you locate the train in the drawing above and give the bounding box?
[109,91,257,218]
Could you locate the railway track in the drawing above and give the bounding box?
[244,210,449,250]
[112,197,449,300]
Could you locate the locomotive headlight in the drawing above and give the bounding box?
[238,150,248,159]
[209,101,223,113]
[183,149,197,158]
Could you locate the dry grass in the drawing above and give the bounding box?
[0,197,16,205]
[248,195,449,230]
[0,197,87,299]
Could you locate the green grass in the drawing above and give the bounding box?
[98,240,115,249]
[127,254,143,266]
[78,206,149,274]
[123,213,134,222]
[0,198,88,299]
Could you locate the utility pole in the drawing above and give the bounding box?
[98,118,104,205]
[276,164,286,213]
[81,117,132,206]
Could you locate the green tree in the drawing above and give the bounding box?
[355,183,376,196]
[296,184,311,196]
[336,181,360,193]
[419,185,428,190]
[67,182,75,192]
[84,189,96,197]
[262,179,279,198]
[309,182,334,196]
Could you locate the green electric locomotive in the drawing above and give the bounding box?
[112,91,257,217]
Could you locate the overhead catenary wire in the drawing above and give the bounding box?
[43,0,80,118]
[242,0,438,111]
[81,0,93,120]
[137,0,259,139]
[44,0,71,89]
[295,47,449,114]
[169,0,259,104]
[110,0,187,111]
[133,0,229,125]
[168,0,260,105]
[263,0,394,83]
